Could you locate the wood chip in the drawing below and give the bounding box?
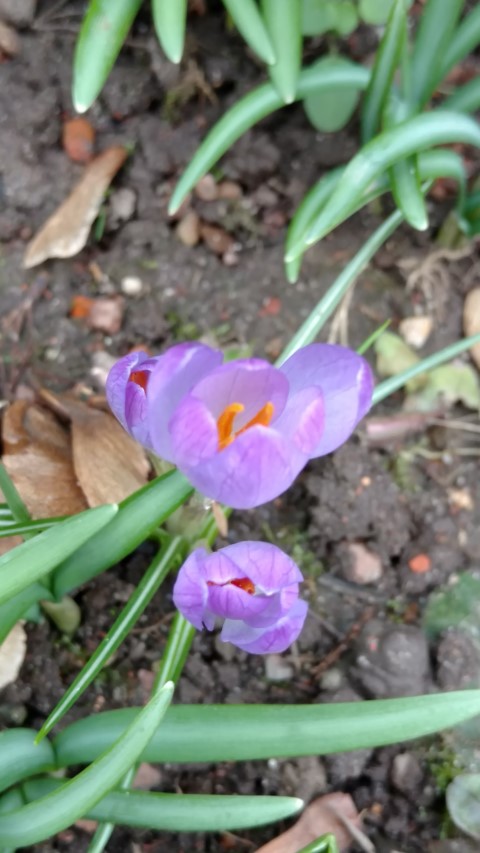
[23,146,128,268]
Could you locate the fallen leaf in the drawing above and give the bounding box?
[2,401,88,518]
[399,315,433,349]
[405,363,480,412]
[23,146,128,268]
[62,117,95,164]
[0,623,27,690]
[39,391,149,507]
[256,793,362,853]
[374,331,426,391]
[464,288,480,370]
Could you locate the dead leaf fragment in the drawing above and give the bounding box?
[39,391,149,507]
[62,117,95,163]
[2,401,88,518]
[463,287,480,370]
[23,146,128,268]
[0,623,27,690]
[256,793,362,853]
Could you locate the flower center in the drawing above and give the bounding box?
[129,370,149,391]
[216,401,274,451]
[208,577,255,594]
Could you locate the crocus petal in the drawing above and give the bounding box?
[191,359,289,425]
[280,343,374,456]
[272,386,324,455]
[221,541,303,592]
[179,425,307,509]
[207,584,272,621]
[168,395,218,467]
[220,599,308,654]
[147,343,223,462]
[106,350,150,432]
[172,549,210,631]
[242,586,299,629]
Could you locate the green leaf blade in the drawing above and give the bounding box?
[0,505,117,606]
[0,730,55,795]
[361,0,407,143]
[261,0,302,103]
[152,0,187,64]
[73,0,143,113]
[222,0,276,65]
[410,0,464,108]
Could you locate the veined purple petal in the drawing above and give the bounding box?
[147,343,223,462]
[179,425,308,509]
[280,343,374,457]
[168,395,218,467]
[221,541,303,593]
[191,359,289,425]
[272,386,324,455]
[172,549,210,631]
[106,351,160,445]
[220,598,308,654]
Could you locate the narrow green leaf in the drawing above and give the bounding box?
[0,787,24,853]
[285,149,465,273]
[37,538,184,743]
[73,0,143,113]
[372,332,480,405]
[169,60,369,214]
[390,155,428,231]
[0,730,55,794]
[281,208,405,359]
[447,774,480,840]
[296,835,339,853]
[303,57,360,132]
[0,461,30,526]
[153,611,196,692]
[261,0,302,103]
[361,0,407,143]
[441,4,480,83]
[410,0,464,107]
[222,0,276,65]
[152,0,187,64]
[53,471,193,599]
[357,318,392,356]
[305,111,480,246]
[54,691,480,766]
[443,77,480,115]
[87,766,136,853]
[0,505,117,606]
[0,519,62,538]
[359,0,396,25]
[0,584,53,646]
[0,683,174,847]
[22,781,303,832]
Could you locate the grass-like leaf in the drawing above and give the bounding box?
[152,0,187,64]
[361,0,407,142]
[222,0,276,65]
[261,0,302,103]
[410,0,464,108]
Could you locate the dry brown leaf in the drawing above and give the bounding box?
[40,391,149,507]
[23,146,128,268]
[2,401,88,518]
[256,793,362,853]
[0,623,27,690]
[464,287,480,370]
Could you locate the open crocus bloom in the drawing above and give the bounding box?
[173,542,308,654]
[106,341,373,509]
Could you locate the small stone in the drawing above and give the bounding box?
[436,629,480,691]
[399,315,433,349]
[133,762,162,789]
[265,654,294,682]
[0,0,36,27]
[391,752,423,795]
[214,634,236,661]
[176,210,200,247]
[0,19,19,55]
[121,275,143,296]
[194,174,218,201]
[107,187,136,229]
[343,542,383,584]
[200,223,234,256]
[217,180,242,200]
[87,297,124,335]
[319,667,344,692]
[90,350,117,390]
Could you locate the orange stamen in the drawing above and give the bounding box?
[216,401,275,451]
[129,370,149,392]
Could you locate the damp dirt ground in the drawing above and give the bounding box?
[1,3,480,852]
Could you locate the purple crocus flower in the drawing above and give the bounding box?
[106,341,373,509]
[173,541,308,654]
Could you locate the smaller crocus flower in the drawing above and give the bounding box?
[106,341,373,509]
[173,541,308,654]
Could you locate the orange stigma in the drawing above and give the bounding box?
[216,401,274,451]
[129,370,149,391]
[231,577,255,595]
